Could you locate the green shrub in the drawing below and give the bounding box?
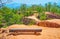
[28,20,35,25]
[40,12,47,20]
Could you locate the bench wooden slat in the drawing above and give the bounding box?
[9,28,42,32]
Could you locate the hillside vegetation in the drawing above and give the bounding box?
[0,2,60,28]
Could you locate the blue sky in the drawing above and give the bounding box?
[5,0,60,8]
[11,0,60,4]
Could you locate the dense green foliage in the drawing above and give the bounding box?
[0,2,60,28]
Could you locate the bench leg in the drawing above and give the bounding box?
[34,32,40,35]
[34,32,37,34]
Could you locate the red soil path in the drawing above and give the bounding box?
[6,24,60,39]
[0,19,60,39]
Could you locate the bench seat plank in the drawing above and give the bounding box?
[9,28,42,32]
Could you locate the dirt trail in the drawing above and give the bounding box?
[5,24,60,39]
[0,19,60,39]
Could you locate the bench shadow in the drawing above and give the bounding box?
[8,32,41,36]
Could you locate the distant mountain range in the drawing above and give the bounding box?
[5,3,21,8]
[5,2,60,8]
[5,3,34,8]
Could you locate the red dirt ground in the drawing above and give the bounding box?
[6,24,60,39]
[37,19,60,28]
[0,19,60,39]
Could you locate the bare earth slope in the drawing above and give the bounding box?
[5,24,60,39]
[37,19,60,28]
[45,12,60,19]
[0,19,60,39]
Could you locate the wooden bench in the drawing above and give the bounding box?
[9,28,42,35]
